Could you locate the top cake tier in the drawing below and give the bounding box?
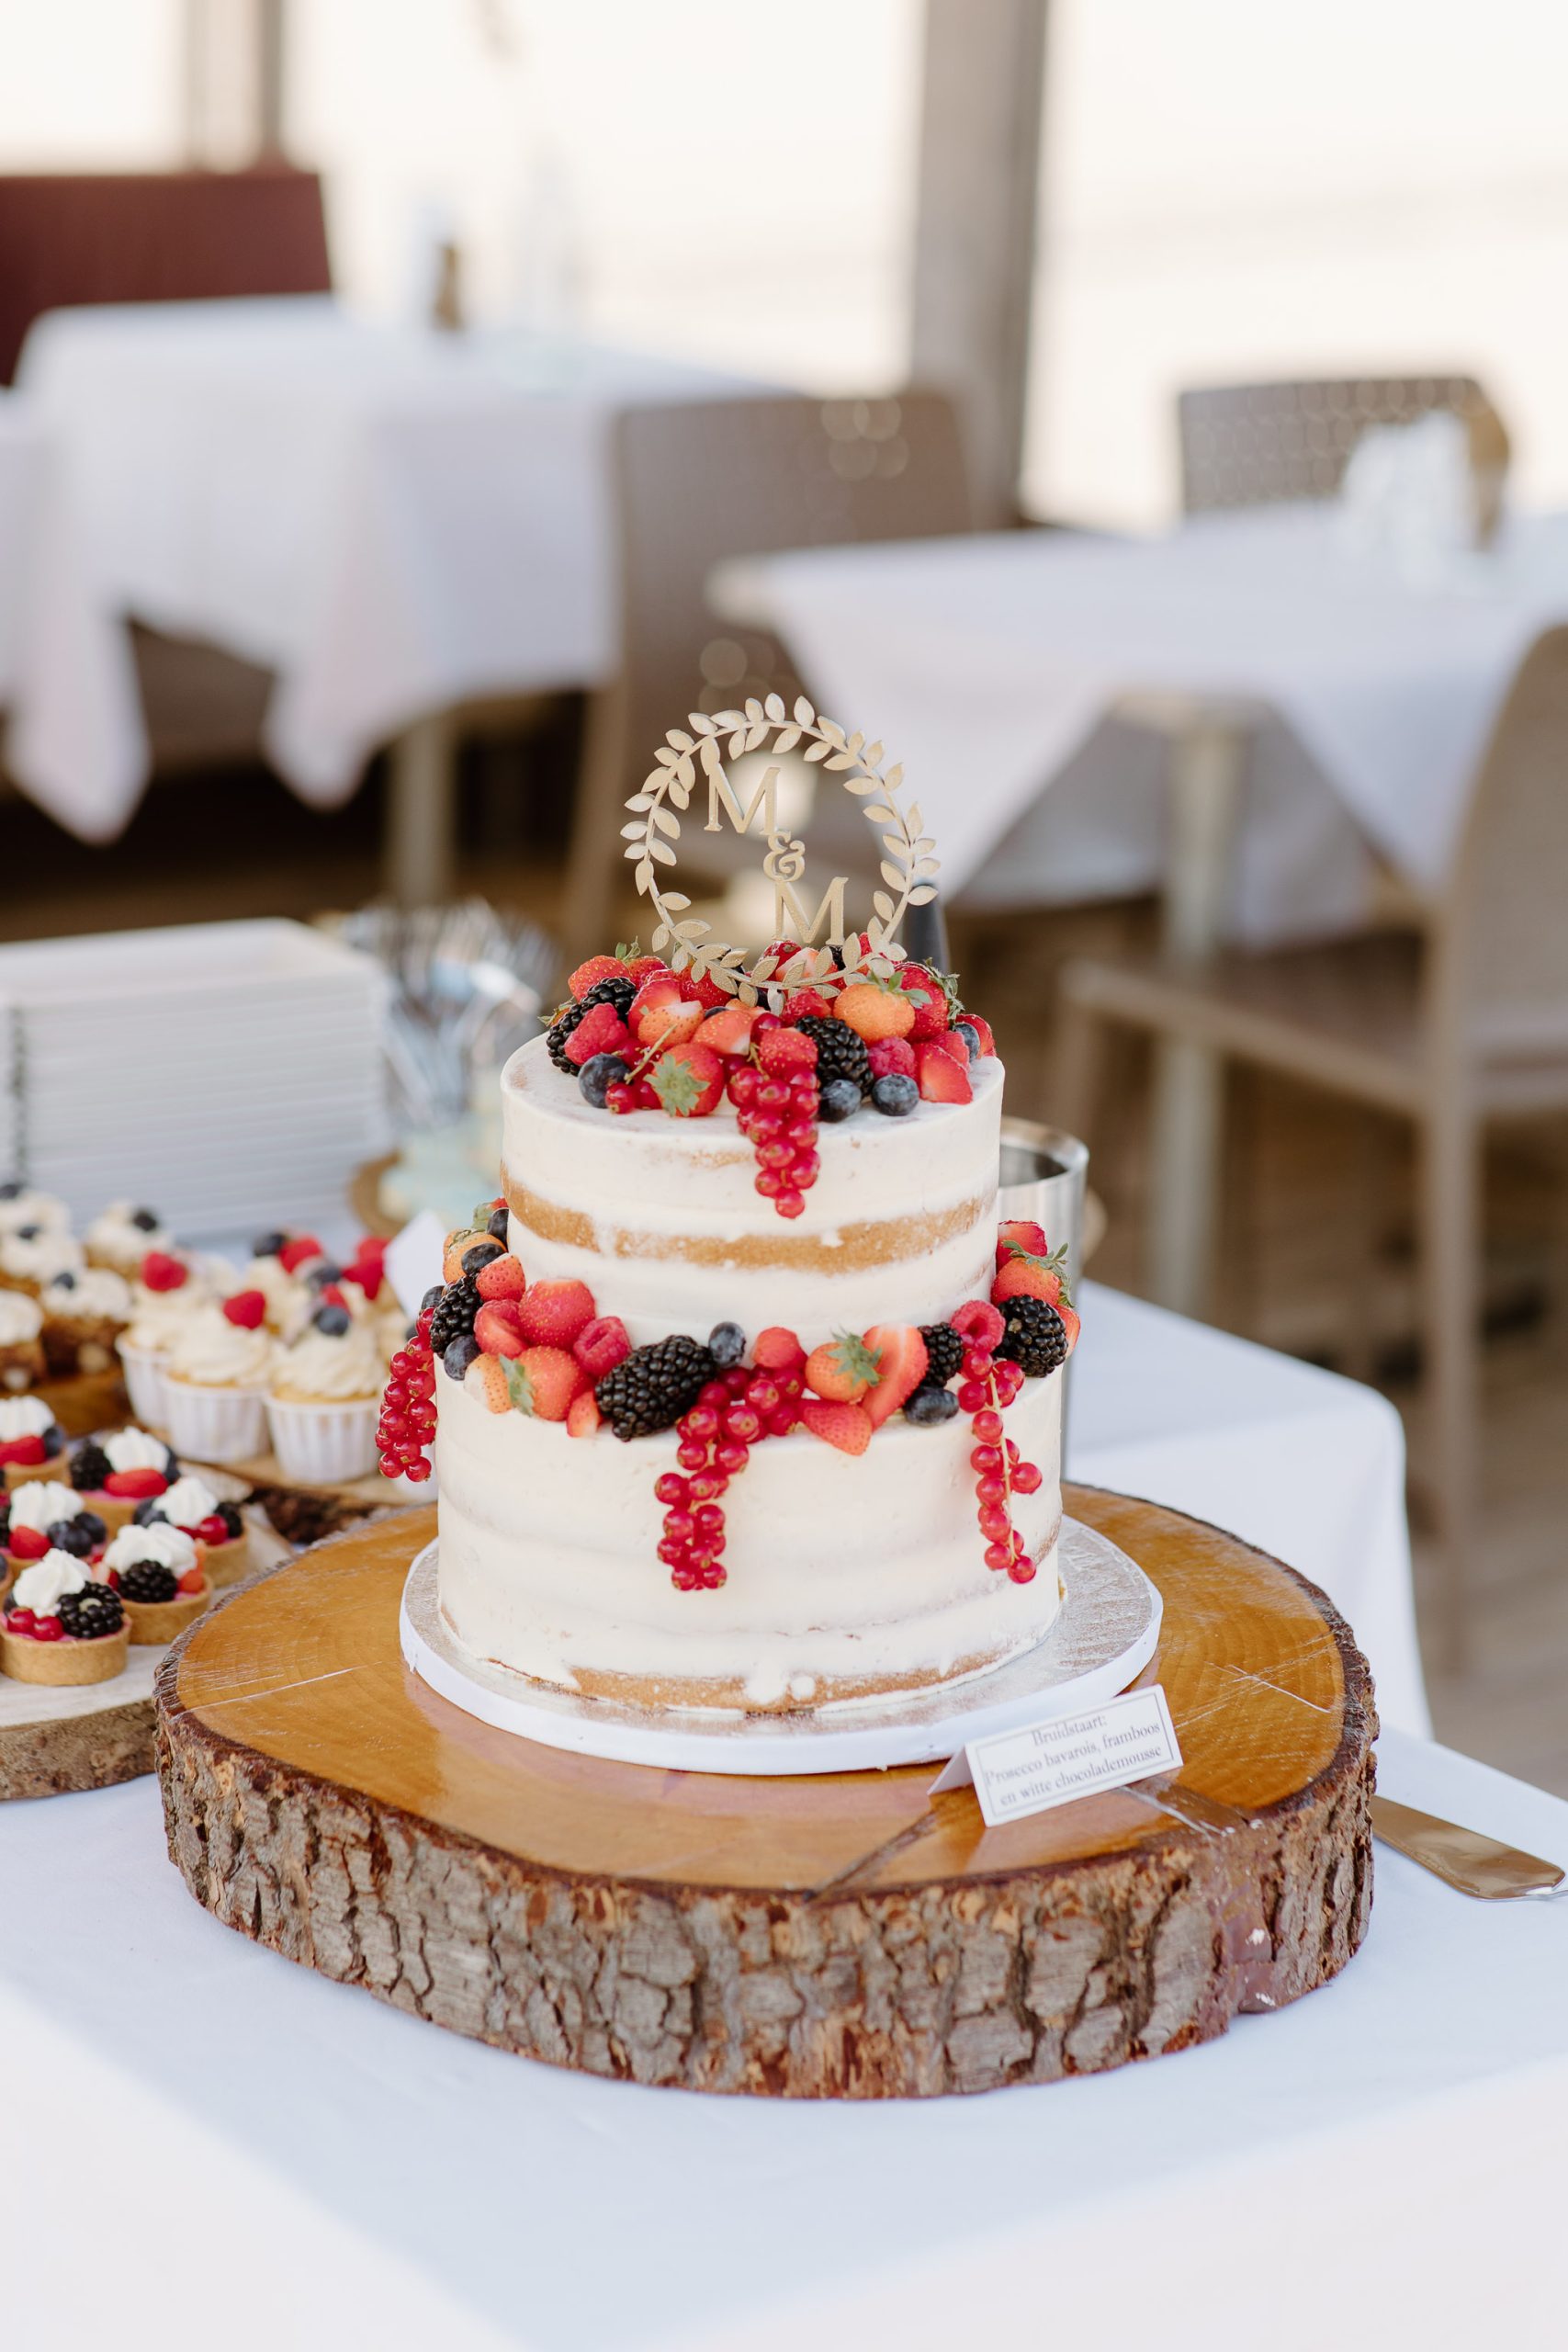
[501,1034,1003,1348]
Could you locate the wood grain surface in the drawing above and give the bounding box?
[156,1486,1377,2097]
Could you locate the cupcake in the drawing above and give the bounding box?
[85,1201,171,1276]
[65,1427,180,1533]
[1,1548,128,1684]
[100,1519,209,1645]
[117,1250,212,1421]
[38,1263,132,1378]
[243,1230,327,1336]
[0,1291,46,1394]
[0,1396,68,1488]
[2,1480,107,1581]
[135,1472,250,1587]
[0,1223,84,1298]
[0,1182,71,1239]
[161,1291,273,1463]
[266,1301,384,1483]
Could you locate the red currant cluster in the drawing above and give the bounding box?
[378,1305,438,1483]
[653,1355,806,1590]
[952,1303,1043,1582]
[728,1020,820,1221]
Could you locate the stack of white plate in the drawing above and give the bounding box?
[0,920,389,1233]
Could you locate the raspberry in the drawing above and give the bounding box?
[952,1299,1006,1351]
[866,1035,917,1080]
[221,1289,266,1330]
[752,1327,805,1373]
[278,1236,323,1274]
[572,1314,631,1381]
[565,1002,634,1067]
[140,1251,187,1292]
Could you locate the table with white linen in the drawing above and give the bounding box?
[13,297,756,868]
[1,1286,1479,2352]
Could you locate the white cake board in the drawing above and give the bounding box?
[399,1519,1162,1776]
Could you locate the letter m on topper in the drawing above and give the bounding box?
[704,761,779,839]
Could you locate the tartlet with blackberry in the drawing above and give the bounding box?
[137,1471,249,1586]
[66,1428,180,1534]
[0,1548,130,1686]
[101,1520,210,1645]
[2,1480,107,1584]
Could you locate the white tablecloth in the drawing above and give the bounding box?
[0,390,145,838]
[14,298,755,834]
[713,507,1568,944]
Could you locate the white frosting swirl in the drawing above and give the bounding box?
[0,1293,43,1345]
[0,1189,70,1238]
[10,1549,89,1614]
[6,1480,84,1533]
[104,1521,197,1577]
[0,1396,56,1442]
[165,1305,273,1390]
[102,1427,171,1475]
[85,1201,170,1270]
[242,1257,311,1333]
[158,1475,220,1529]
[0,1229,84,1284]
[271,1320,384,1404]
[42,1267,133,1321]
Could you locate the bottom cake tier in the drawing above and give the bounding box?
[434,1368,1064,1713]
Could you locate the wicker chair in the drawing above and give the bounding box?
[561,391,972,963]
[1178,375,1504,514]
[1055,627,1568,1668]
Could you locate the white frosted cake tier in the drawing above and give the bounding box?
[435,1364,1063,1713]
[498,1032,1002,1346]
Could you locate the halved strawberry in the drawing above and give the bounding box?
[897,962,953,1042]
[800,1398,874,1455]
[996,1218,1047,1267]
[517,1279,597,1350]
[1057,1301,1081,1354]
[572,1314,630,1381]
[861,1325,929,1428]
[695,1003,757,1057]
[565,1001,634,1066]
[103,1466,168,1499]
[474,1299,526,1358]
[567,1387,603,1438]
[176,1566,206,1595]
[915,1044,971,1104]
[781,987,836,1023]
[0,1435,49,1466]
[752,1327,806,1374]
[803,1329,881,1403]
[965,1012,998,1057]
[629,977,705,1049]
[6,1525,50,1561]
[926,1029,969,1068]
[507,1346,588,1421]
[466,1354,511,1414]
[474,1252,526,1301]
[568,953,630,1000]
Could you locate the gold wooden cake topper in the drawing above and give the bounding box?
[624,695,939,1002]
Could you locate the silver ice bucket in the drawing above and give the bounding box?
[998,1118,1089,1296]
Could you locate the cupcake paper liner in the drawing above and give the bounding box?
[116,1338,169,1426]
[162,1377,268,1465]
[265,1394,380,1486]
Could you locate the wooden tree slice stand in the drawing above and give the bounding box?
[155,1486,1376,2098]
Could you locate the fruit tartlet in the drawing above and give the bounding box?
[0,1291,47,1395]
[0,1221,84,1298]
[117,1250,211,1421]
[136,1472,249,1586]
[66,1428,180,1534]
[0,1396,68,1489]
[85,1200,171,1277]
[1,1480,106,1583]
[266,1303,384,1483]
[1,1548,129,1685]
[38,1264,133,1378]
[100,1520,209,1645]
[161,1293,274,1463]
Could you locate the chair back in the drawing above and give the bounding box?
[1447,626,1568,1059]
[0,168,332,385]
[1179,375,1495,513]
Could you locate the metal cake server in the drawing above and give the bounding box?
[1371,1795,1565,1899]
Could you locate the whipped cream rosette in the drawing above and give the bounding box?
[0,1224,85,1297]
[85,1200,170,1277]
[0,1291,46,1395]
[140,1470,250,1586]
[267,1306,384,1484]
[118,1249,212,1420]
[101,1517,209,1643]
[0,1183,71,1240]
[161,1294,274,1464]
[1,1544,128,1683]
[0,1394,68,1488]
[39,1263,132,1379]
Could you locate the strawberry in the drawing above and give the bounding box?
[177,1566,206,1595]
[965,1012,998,1057]
[568,953,630,1000]
[952,1298,1006,1351]
[915,1043,972,1103]
[803,1329,882,1403]
[572,1314,630,1381]
[340,1261,383,1302]
[649,1041,725,1117]
[1057,1301,1081,1354]
[629,976,705,1048]
[474,1298,526,1358]
[991,1244,1070,1309]
[897,963,952,1042]
[757,1027,817,1077]
[104,1466,168,1499]
[781,987,836,1023]
[926,1029,970,1069]
[565,1002,634,1067]
[6,1526,50,1561]
[625,956,672,985]
[695,1003,757,1057]
[866,1035,917,1081]
[567,1387,603,1438]
[860,1324,929,1428]
[466,1354,511,1414]
[352,1232,389,1262]
[761,936,800,968]
[140,1250,187,1293]
[507,1346,587,1421]
[996,1219,1047,1267]
[278,1236,323,1274]
[752,1326,806,1374]
[475,1252,525,1301]
[516,1279,596,1349]
[836,980,916,1043]
[0,1436,47,1466]
[800,1398,874,1455]
[222,1289,267,1330]
[689,970,730,1010]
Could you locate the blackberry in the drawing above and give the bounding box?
[59,1582,123,1639]
[995,1296,1068,1379]
[0,1500,8,1548]
[428,1276,480,1355]
[215,1501,243,1542]
[919,1324,965,1387]
[69,1440,113,1492]
[904,1385,959,1427]
[120,1560,179,1604]
[595,1335,716,1441]
[547,977,637,1072]
[795,1017,871,1098]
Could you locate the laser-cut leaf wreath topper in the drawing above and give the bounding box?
[622,695,939,1004]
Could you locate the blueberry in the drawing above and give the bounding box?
[903,1384,959,1426]
[444,1332,481,1382]
[870,1073,919,1116]
[313,1303,352,1337]
[955,1021,979,1062]
[132,1498,170,1527]
[253,1230,288,1259]
[420,1283,445,1316]
[460,1239,503,1277]
[708,1321,746,1368]
[47,1516,96,1558]
[818,1077,862,1124]
[487,1205,510,1240]
[77,1510,107,1547]
[52,1271,76,1291]
[217,1501,243,1540]
[16,1223,38,1241]
[130,1207,160,1232]
[0,1179,20,1200]
[579,1052,630,1109]
[306,1260,344,1289]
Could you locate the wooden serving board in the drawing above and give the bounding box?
[154,1487,1376,2098]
